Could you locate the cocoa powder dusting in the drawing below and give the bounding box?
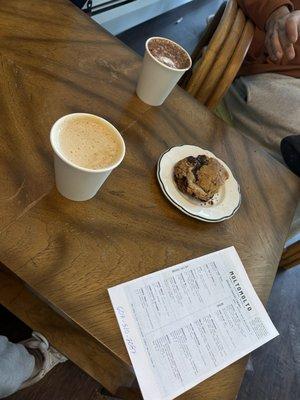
[148,38,191,69]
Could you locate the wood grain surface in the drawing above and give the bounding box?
[0,1,299,399]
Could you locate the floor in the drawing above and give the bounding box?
[238,267,300,400]
[1,0,300,399]
[117,0,224,57]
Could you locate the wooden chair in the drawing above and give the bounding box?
[181,0,254,110]
[181,0,300,269]
[279,241,300,269]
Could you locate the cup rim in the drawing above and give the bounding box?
[50,113,126,174]
[145,36,192,72]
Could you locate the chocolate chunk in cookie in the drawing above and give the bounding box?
[174,155,229,201]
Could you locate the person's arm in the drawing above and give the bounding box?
[237,0,294,30]
[238,1,300,62]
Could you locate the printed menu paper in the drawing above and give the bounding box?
[108,247,278,400]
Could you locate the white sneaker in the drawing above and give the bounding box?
[20,331,68,389]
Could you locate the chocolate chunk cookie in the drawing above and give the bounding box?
[174,155,229,201]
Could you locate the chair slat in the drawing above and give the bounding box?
[186,0,238,96]
[279,241,300,269]
[179,2,227,89]
[191,2,227,64]
[206,19,254,109]
[195,8,246,104]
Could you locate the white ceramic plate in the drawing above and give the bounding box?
[157,145,241,222]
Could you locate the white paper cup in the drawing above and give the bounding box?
[50,113,125,201]
[136,37,192,106]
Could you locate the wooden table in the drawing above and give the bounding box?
[0,1,299,399]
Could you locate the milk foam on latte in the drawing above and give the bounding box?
[59,115,123,170]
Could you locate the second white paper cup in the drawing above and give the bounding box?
[50,113,125,201]
[136,37,192,106]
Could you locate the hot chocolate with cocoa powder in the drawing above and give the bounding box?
[147,38,191,69]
